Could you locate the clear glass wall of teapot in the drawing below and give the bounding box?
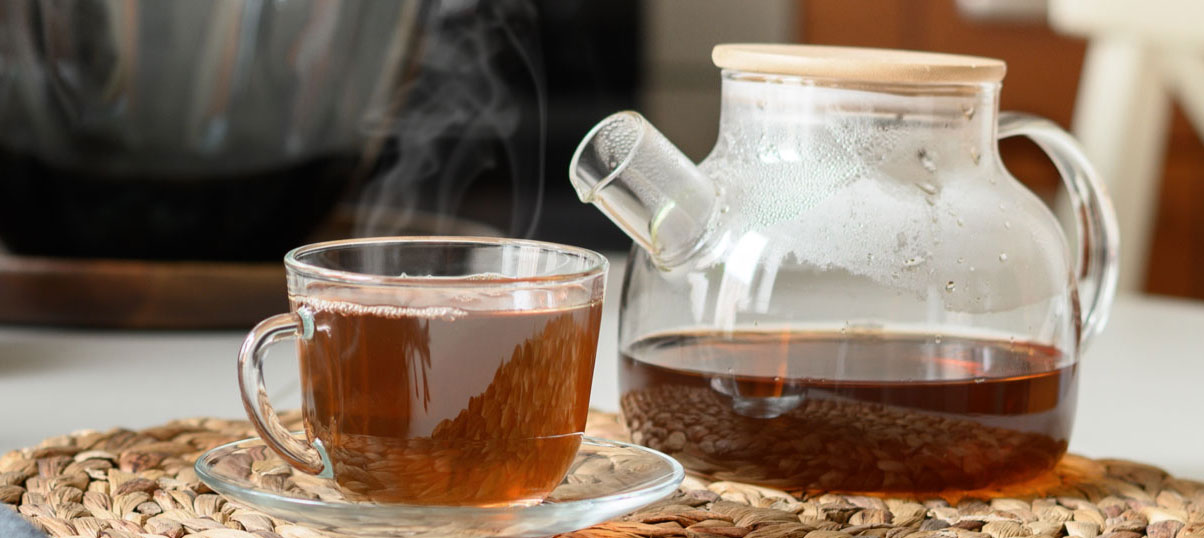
[571,44,1119,493]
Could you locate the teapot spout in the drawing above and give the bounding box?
[569,111,721,267]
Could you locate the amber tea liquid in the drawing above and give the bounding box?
[295,295,602,505]
[620,331,1075,493]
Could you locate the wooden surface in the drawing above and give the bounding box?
[796,0,1204,300]
[0,211,501,329]
[0,256,286,329]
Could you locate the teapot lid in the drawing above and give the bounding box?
[712,44,1006,84]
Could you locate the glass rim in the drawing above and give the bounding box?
[284,236,609,288]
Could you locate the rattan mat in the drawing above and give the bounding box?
[2,411,1201,538]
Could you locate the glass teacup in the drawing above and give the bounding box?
[238,237,607,506]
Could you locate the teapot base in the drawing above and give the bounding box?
[619,330,1074,494]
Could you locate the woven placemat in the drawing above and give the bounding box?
[2,412,1202,538]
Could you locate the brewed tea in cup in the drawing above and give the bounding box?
[238,237,607,506]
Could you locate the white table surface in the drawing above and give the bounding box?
[2,254,1202,479]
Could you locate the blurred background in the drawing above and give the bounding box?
[0,0,1201,329]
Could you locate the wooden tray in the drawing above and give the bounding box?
[0,256,285,329]
[0,211,500,329]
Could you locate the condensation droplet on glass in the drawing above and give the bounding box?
[720,205,730,214]
[956,217,964,227]
[903,256,926,267]
[956,257,964,264]
[969,265,976,272]
[999,253,1008,262]
[917,149,936,173]
[916,181,938,195]
[962,105,976,119]
[934,334,943,344]
[969,146,980,165]
[999,202,1006,210]
[1004,220,1012,229]
[946,281,955,292]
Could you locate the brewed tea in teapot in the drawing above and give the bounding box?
[571,45,1118,493]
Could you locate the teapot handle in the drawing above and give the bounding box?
[997,112,1120,350]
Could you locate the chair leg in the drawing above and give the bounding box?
[1067,38,1171,292]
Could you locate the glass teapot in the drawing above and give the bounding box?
[570,45,1119,493]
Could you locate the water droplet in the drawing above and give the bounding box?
[1004,221,1012,229]
[999,253,1008,262]
[956,257,964,264]
[956,217,964,227]
[969,146,981,164]
[962,105,976,119]
[946,281,956,292]
[903,256,926,267]
[974,377,985,384]
[999,202,1006,210]
[720,205,730,214]
[969,265,976,272]
[916,181,938,195]
[934,335,943,344]
[917,149,936,173]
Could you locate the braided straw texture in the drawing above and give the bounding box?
[1,411,1202,538]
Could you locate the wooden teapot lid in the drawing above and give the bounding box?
[713,44,1007,84]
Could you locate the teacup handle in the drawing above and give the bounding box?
[998,112,1120,350]
[237,307,325,474]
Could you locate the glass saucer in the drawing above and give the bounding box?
[195,435,683,537]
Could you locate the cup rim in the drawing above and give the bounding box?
[284,236,609,288]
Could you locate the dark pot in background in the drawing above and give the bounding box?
[0,0,422,261]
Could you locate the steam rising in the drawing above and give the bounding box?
[356,0,546,238]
